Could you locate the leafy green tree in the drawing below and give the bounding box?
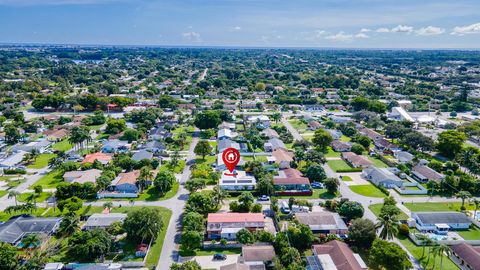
[312,129,333,151]
[57,196,83,213]
[183,212,205,232]
[255,177,275,196]
[57,213,80,236]
[256,230,275,243]
[436,130,467,158]
[4,125,21,144]
[456,190,471,210]
[194,110,222,130]
[304,163,326,182]
[280,247,302,266]
[212,185,228,205]
[377,209,399,240]
[158,95,179,109]
[121,128,141,142]
[236,228,256,244]
[181,231,203,251]
[105,118,126,134]
[185,178,206,193]
[324,177,339,194]
[194,140,211,160]
[369,239,412,270]
[154,171,176,194]
[237,192,255,212]
[21,233,40,249]
[0,243,18,270]
[185,192,217,215]
[123,207,163,243]
[170,261,201,270]
[67,229,112,262]
[288,224,314,251]
[337,201,364,221]
[350,143,365,155]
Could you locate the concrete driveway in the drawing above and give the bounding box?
[338,172,369,186]
[178,254,240,269]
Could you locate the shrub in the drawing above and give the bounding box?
[398,224,410,236]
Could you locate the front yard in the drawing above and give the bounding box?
[403,202,477,212]
[31,170,64,188]
[27,153,56,169]
[349,184,386,198]
[368,203,409,219]
[327,159,352,172]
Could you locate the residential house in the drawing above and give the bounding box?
[240,245,275,267]
[221,263,262,270]
[218,139,247,153]
[83,213,127,230]
[374,138,399,151]
[273,168,311,195]
[308,121,322,130]
[412,212,472,232]
[359,128,383,141]
[131,150,154,162]
[388,107,414,122]
[309,240,368,270]
[296,212,348,236]
[0,151,27,168]
[206,213,265,240]
[264,138,286,152]
[394,151,414,164]
[219,170,256,191]
[326,129,342,140]
[0,215,62,245]
[81,152,113,165]
[260,128,279,139]
[148,126,172,141]
[218,128,236,140]
[140,141,166,155]
[12,140,51,153]
[101,140,130,153]
[362,167,404,188]
[271,148,293,169]
[218,122,236,131]
[329,115,353,124]
[43,129,68,142]
[450,243,480,270]
[341,152,373,168]
[108,170,140,194]
[63,169,102,184]
[246,115,270,129]
[217,153,246,171]
[331,140,352,152]
[304,104,324,111]
[412,164,445,183]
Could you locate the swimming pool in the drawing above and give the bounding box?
[427,233,447,241]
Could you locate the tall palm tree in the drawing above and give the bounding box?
[138,166,154,192]
[435,244,450,270]
[57,214,79,236]
[456,191,471,210]
[415,233,430,259]
[376,212,399,240]
[429,241,440,269]
[8,190,21,206]
[212,185,228,205]
[103,201,113,210]
[473,199,479,219]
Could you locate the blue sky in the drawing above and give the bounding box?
[1,0,480,48]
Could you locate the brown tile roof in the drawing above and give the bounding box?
[450,243,480,270]
[296,212,336,226]
[341,152,373,167]
[412,165,444,181]
[207,213,264,224]
[272,149,294,163]
[115,170,140,185]
[312,240,365,270]
[43,129,69,139]
[273,168,310,185]
[242,245,275,262]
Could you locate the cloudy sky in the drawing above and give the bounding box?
[1,0,480,48]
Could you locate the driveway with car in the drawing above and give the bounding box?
[178,254,241,269]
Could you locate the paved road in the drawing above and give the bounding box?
[281,116,303,141]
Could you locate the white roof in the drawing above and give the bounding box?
[219,170,256,186]
[316,255,337,270]
[391,107,414,122]
[416,115,435,123]
[435,223,451,229]
[0,151,27,167]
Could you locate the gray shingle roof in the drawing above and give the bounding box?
[0,215,62,244]
[414,212,472,225]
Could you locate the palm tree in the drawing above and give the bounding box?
[415,233,430,259]
[138,166,154,192]
[212,185,228,205]
[435,244,450,270]
[456,190,471,210]
[376,212,398,240]
[8,190,21,206]
[103,201,113,211]
[57,214,79,236]
[473,199,479,219]
[429,241,440,269]
[21,233,40,249]
[29,149,39,163]
[272,113,281,123]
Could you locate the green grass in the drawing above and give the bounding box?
[51,139,73,152]
[144,208,172,268]
[276,189,337,199]
[368,203,409,219]
[179,247,242,257]
[0,190,7,198]
[138,182,179,201]
[349,184,387,198]
[403,202,476,212]
[325,147,341,158]
[18,192,52,203]
[27,153,57,169]
[397,234,459,270]
[340,135,351,142]
[288,119,308,132]
[340,175,353,181]
[31,170,64,188]
[327,159,352,172]
[254,156,268,162]
[160,160,186,174]
[457,225,480,240]
[195,155,216,166]
[0,207,50,222]
[368,156,389,168]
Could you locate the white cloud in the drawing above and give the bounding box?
[233,26,242,31]
[376,27,390,33]
[415,26,445,36]
[0,0,122,5]
[355,33,369,39]
[182,32,201,42]
[451,22,480,35]
[325,32,354,42]
[391,24,414,33]
[360,28,371,33]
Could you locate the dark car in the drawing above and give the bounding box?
[213,253,227,260]
[311,182,324,189]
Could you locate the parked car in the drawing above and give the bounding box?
[213,253,227,260]
[258,195,270,201]
[311,182,324,189]
[280,201,290,214]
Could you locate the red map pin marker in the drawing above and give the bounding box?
[222,147,240,174]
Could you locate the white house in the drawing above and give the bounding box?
[219,170,256,191]
[388,107,414,122]
[412,212,472,232]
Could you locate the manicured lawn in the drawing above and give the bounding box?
[404,202,476,212]
[368,156,389,168]
[340,135,351,142]
[27,153,57,169]
[325,147,341,158]
[0,207,50,222]
[31,170,64,188]
[327,159,351,172]
[137,182,179,201]
[288,119,308,132]
[160,160,186,174]
[0,190,7,198]
[195,155,216,166]
[18,192,52,203]
[349,184,387,198]
[457,225,480,240]
[341,175,353,181]
[51,139,73,152]
[276,189,337,199]
[144,208,172,268]
[368,203,409,220]
[397,234,459,270]
[254,155,268,162]
[302,134,313,141]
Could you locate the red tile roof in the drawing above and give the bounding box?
[82,152,113,164]
[207,213,264,223]
[313,240,365,270]
[273,168,310,185]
